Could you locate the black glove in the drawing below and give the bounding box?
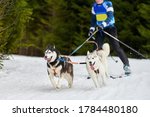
[88,29,94,37]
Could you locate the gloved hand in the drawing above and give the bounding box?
[88,29,94,37]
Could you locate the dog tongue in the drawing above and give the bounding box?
[47,59,51,62]
[45,56,52,62]
[90,63,95,70]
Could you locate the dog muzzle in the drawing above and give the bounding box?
[89,62,95,70]
[44,56,52,62]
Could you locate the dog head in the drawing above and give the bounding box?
[86,51,100,70]
[44,45,58,63]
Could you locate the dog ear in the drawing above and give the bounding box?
[53,45,55,49]
[47,44,52,49]
[87,51,90,55]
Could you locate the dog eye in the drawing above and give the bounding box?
[47,50,52,53]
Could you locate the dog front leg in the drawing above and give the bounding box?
[48,73,58,89]
[97,77,103,88]
[102,75,106,86]
[91,73,98,88]
[56,77,61,89]
[66,74,73,88]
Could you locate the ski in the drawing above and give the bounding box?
[87,73,131,79]
[110,73,131,79]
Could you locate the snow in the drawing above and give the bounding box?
[0,55,150,100]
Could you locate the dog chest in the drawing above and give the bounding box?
[48,65,62,77]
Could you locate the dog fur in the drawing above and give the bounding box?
[86,43,110,88]
[44,45,73,89]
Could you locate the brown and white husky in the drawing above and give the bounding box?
[44,45,73,89]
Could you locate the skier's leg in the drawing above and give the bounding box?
[105,26,131,74]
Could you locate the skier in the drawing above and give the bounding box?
[88,0,131,75]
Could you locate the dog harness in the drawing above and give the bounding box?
[47,60,60,77]
[89,62,100,74]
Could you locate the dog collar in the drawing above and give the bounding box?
[94,69,99,74]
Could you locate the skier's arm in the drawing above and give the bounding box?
[101,1,114,27]
[90,6,96,31]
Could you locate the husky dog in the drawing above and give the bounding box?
[86,43,110,88]
[96,43,110,77]
[44,45,73,89]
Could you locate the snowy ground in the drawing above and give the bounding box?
[0,55,150,100]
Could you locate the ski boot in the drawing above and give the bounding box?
[123,65,131,75]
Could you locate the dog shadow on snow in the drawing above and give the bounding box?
[36,83,100,94]
[35,77,95,93]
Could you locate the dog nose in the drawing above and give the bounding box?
[44,56,47,59]
[89,61,92,64]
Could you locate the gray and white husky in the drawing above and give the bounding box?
[86,43,110,88]
[44,45,73,89]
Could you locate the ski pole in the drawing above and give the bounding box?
[110,55,118,63]
[69,28,99,56]
[102,30,147,59]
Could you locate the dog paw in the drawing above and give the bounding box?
[103,83,106,86]
[56,84,61,89]
[68,84,72,88]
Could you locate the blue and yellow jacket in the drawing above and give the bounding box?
[90,0,115,31]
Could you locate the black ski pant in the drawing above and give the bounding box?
[94,26,129,66]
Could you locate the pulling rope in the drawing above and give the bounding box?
[68,61,86,64]
[69,28,99,56]
[59,55,86,64]
[86,41,99,51]
[59,29,100,64]
[60,41,99,64]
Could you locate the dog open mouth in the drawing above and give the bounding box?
[89,62,95,70]
[44,56,53,62]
